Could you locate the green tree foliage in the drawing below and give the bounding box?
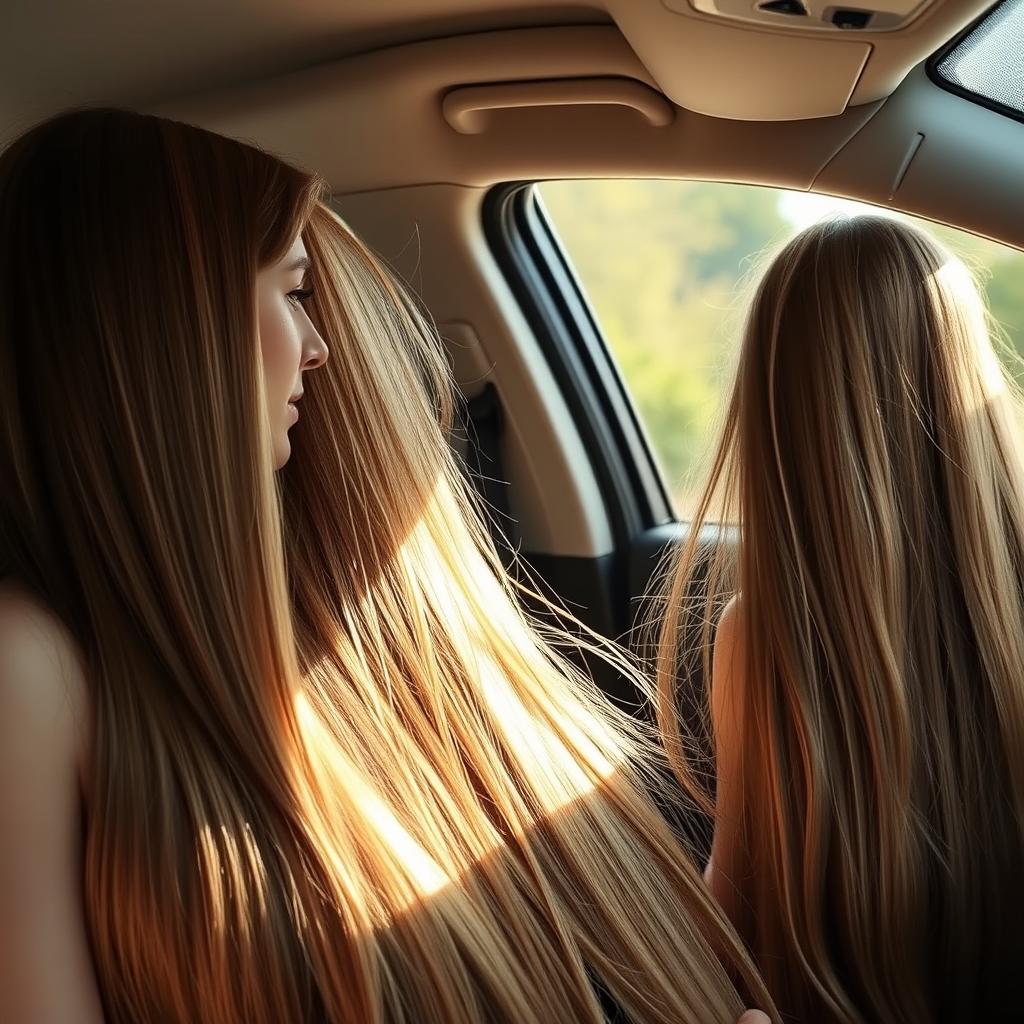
[927,223,1024,376]
[540,180,1024,512]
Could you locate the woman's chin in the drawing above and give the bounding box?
[273,436,292,470]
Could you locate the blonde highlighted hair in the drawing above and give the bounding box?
[0,109,772,1023]
[658,215,1024,1022]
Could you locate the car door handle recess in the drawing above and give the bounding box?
[442,78,675,134]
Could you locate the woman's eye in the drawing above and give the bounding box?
[287,288,314,307]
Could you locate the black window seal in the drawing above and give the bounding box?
[481,182,676,550]
[925,1,1024,128]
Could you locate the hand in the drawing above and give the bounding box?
[737,1013,770,1024]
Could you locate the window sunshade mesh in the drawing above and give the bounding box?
[935,1,1024,116]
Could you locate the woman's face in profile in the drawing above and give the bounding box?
[256,234,329,468]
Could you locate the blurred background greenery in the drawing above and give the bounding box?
[539,180,1024,516]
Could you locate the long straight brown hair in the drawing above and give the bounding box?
[657,215,1024,1022]
[0,109,774,1023]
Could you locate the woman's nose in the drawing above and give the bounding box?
[302,326,329,370]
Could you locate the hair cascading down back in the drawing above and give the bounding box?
[656,215,1024,1023]
[0,108,775,1023]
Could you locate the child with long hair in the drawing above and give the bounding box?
[659,215,1024,1022]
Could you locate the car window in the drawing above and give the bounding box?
[539,180,1024,517]
[932,0,1024,123]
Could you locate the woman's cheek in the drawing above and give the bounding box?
[259,303,297,399]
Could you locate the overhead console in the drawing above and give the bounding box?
[606,0,991,120]
[680,0,934,33]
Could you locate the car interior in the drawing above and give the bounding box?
[4,0,1022,815]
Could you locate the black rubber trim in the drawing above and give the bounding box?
[482,182,675,555]
[925,1,1024,128]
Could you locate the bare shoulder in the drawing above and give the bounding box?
[0,579,105,1021]
[714,594,745,655]
[0,578,91,777]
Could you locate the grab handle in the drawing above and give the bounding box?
[442,77,675,134]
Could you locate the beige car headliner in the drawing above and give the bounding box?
[1,0,992,133]
[2,0,1012,239]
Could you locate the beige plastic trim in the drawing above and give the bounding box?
[442,77,675,134]
[680,0,934,33]
[814,63,1024,250]
[157,26,883,194]
[334,184,617,558]
[607,0,991,119]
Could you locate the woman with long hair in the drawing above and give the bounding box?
[658,215,1024,1022]
[0,108,773,1023]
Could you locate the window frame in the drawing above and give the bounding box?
[482,182,677,543]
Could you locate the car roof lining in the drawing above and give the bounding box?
[0,0,992,131]
[3,1,1020,250]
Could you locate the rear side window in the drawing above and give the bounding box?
[539,180,1024,516]
[932,0,1024,122]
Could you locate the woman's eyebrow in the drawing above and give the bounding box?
[286,256,311,272]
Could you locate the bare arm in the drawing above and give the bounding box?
[0,582,105,1022]
[704,595,749,930]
